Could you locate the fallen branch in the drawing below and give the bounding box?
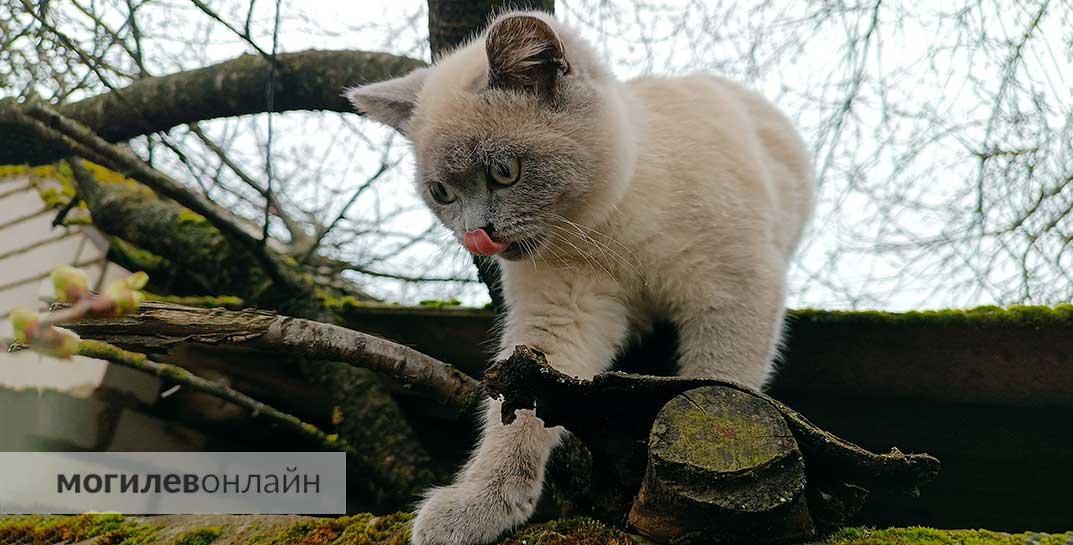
[64,301,486,415]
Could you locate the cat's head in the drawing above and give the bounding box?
[345,11,634,260]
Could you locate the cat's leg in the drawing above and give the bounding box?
[670,266,786,390]
[412,272,629,545]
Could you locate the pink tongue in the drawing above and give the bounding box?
[464,229,510,256]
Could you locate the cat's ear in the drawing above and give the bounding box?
[344,67,429,135]
[485,15,570,99]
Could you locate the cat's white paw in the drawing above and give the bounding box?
[411,481,536,545]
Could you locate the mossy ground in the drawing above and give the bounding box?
[2,515,1070,545]
[0,513,159,545]
[821,527,1073,545]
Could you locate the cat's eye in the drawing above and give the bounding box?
[429,181,455,204]
[487,158,521,186]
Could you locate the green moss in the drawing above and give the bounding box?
[789,304,1073,329]
[174,527,222,545]
[111,237,167,272]
[0,161,151,195]
[62,215,94,226]
[501,518,637,545]
[656,395,783,472]
[418,299,462,308]
[39,186,73,208]
[5,516,1073,545]
[143,292,245,309]
[821,527,1073,545]
[260,512,413,545]
[317,291,399,312]
[177,208,209,225]
[0,514,158,545]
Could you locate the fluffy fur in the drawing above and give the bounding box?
[346,11,814,545]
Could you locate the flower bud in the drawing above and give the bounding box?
[105,279,145,314]
[10,308,38,344]
[125,271,149,290]
[51,266,90,303]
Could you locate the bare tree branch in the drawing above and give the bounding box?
[78,339,356,455]
[66,301,485,415]
[0,49,425,164]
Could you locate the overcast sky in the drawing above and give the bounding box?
[12,0,1069,310]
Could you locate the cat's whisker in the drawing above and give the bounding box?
[538,236,572,269]
[542,230,590,275]
[547,213,644,266]
[547,229,615,280]
[545,220,647,283]
[544,213,641,265]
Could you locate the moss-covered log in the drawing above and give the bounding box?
[628,386,814,544]
[0,50,425,165]
[2,514,1071,545]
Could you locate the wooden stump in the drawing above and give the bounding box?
[627,386,815,544]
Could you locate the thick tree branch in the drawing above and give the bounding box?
[65,301,485,416]
[0,49,425,165]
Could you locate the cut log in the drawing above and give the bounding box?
[628,386,814,544]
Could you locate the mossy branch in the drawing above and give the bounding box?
[77,339,355,456]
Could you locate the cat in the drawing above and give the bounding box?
[345,10,814,545]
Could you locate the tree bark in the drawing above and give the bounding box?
[427,0,555,56]
[0,50,425,165]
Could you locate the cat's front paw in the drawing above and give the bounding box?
[412,481,535,545]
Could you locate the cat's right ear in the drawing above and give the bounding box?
[485,15,570,100]
[344,67,429,135]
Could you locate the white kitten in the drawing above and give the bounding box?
[346,11,814,545]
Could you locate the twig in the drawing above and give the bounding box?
[187,123,312,249]
[188,0,273,58]
[78,339,356,456]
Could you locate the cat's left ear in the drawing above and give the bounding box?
[344,67,429,135]
[485,15,570,99]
